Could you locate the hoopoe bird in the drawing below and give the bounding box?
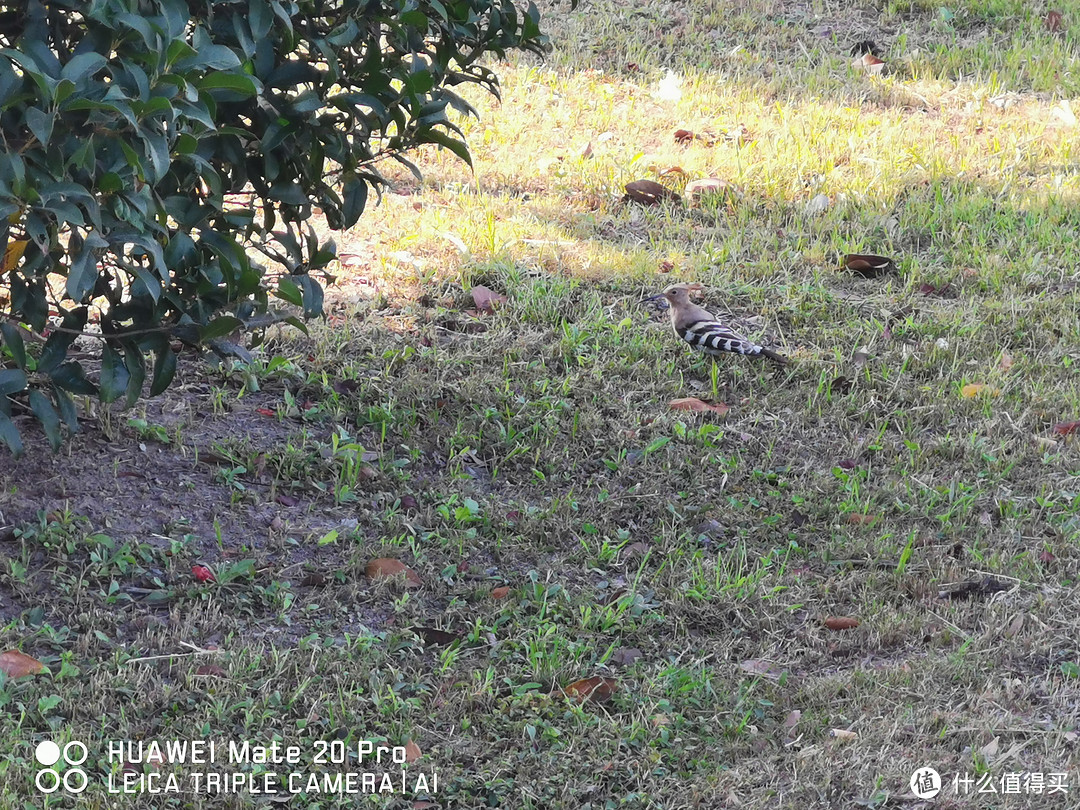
[643,283,789,365]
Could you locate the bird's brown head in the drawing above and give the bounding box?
[643,282,703,308]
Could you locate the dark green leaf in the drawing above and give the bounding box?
[99,343,130,403]
[0,323,27,369]
[52,385,80,431]
[341,175,368,228]
[0,368,28,396]
[200,316,243,342]
[0,413,23,457]
[149,346,177,396]
[28,390,61,451]
[49,362,98,396]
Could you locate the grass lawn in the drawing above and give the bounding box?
[3,0,1080,807]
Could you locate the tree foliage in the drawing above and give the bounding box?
[0,0,557,454]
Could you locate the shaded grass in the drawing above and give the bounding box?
[2,0,1080,808]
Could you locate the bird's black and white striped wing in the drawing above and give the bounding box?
[678,319,763,357]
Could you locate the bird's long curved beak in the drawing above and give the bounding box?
[639,293,664,304]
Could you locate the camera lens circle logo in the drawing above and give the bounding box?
[35,740,89,794]
[910,767,942,799]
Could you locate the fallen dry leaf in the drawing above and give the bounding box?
[191,564,216,583]
[673,129,695,144]
[998,352,1014,372]
[562,676,617,703]
[491,586,510,599]
[685,178,730,199]
[669,397,730,416]
[830,728,858,742]
[843,253,896,278]
[1053,420,1080,436]
[403,740,422,763]
[623,179,680,206]
[739,659,785,681]
[1046,10,1064,32]
[784,710,802,731]
[0,650,46,678]
[194,664,228,678]
[410,627,459,646]
[625,541,651,557]
[961,383,1000,399]
[981,736,1000,759]
[471,285,508,314]
[851,53,885,74]
[846,514,878,527]
[610,647,643,667]
[1004,613,1025,638]
[366,558,422,588]
[413,802,439,810]
[823,616,860,631]
[939,577,1010,600]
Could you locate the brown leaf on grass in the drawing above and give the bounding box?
[837,458,858,470]
[830,728,858,742]
[399,494,419,511]
[823,616,860,631]
[1039,550,1056,564]
[673,129,695,144]
[659,166,687,178]
[625,541,651,557]
[491,586,511,599]
[685,178,730,199]
[783,709,802,731]
[403,740,422,763]
[562,676,617,703]
[851,53,885,74]
[300,571,328,587]
[659,260,674,273]
[739,659,785,681]
[275,494,299,507]
[843,253,896,278]
[918,282,951,296]
[366,558,422,588]
[470,285,507,314]
[1046,10,1064,32]
[961,383,1000,398]
[410,627,460,646]
[413,802,439,809]
[1053,420,1080,436]
[623,179,680,206]
[1004,613,1025,638]
[0,650,46,678]
[194,664,228,678]
[939,577,1010,600]
[790,511,809,528]
[998,352,1015,372]
[846,514,878,526]
[669,397,729,416]
[610,647,643,667]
